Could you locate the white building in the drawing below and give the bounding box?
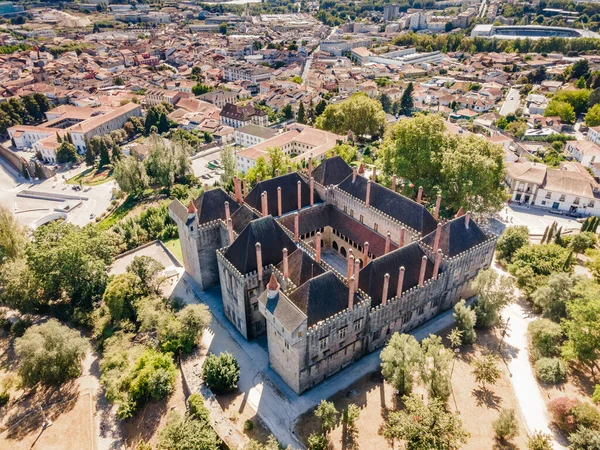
[234,124,278,147]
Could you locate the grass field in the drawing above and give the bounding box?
[163,238,183,263]
[66,167,113,186]
[96,195,136,231]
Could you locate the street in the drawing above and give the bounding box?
[499,88,521,117]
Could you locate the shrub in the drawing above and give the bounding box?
[528,319,563,360]
[243,419,254,432]
[593,385,600,405]
[548,397,600,434]
[307,432,329,450]
[188,393,209,423]
[0,391,9,406]
[572,402,600,431]
[202,352,240,394]
[569,426,600,450]
[493,408,519,442]
[496,226,530,262]
[10,315,33,337]
[453,299,476,345]
[527,431,553,450]
[157,410,220,450]
[534,358,567,384]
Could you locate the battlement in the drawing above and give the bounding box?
[216,248,243,278]
[306,295,371,335]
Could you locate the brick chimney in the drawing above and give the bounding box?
[224,201,231,223]
[366,180,371,207]
[275,169,280,177]
[294,212,299,242]
[308,157,313,179]
[382,273,390,306]
[282,248,289,279]
[227,218,234,243]
[352,167,357,182]
[267,273,280,300]
[315,231,321,263]
[203,183,209,192]
[348,276,355,309]
[354,258,360,290]
[465,211,471,229]
[261,191,268,216]
[277,187,282,216]
[297,180,302,211]
[288,165,292,174]
[256,242,263,280]
[310,177,314,206]
[233,177,241,203]
[399,227,406,248]
[384,232,391,254]
[391,175,397,192]
[363,242,369,266]
[433,249,442,279]
[187,200,197,221]
[372,166,377,182]
[256,174,260,184]
[416,186,423,204]
[397,266,405,297]
[418,255,427,287]
[434,194,442,220]
[433,223,442,253]
[347,254,354,280]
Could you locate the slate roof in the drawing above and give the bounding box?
[312,156,353,186]
[358,242,434,307]
[337,175,438,236]
[263,290,306,332]
[223,215,297,274]
[244,173,322,217]
[168,198,189,223]
[230,204,259,234]
[421,215,489,258]
[288,271,357,327]
[193,188,240,225]
[275,248,325,288]
[278,204,397,257]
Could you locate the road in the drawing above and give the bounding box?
[302,26,338,85]
[499,88,521,117]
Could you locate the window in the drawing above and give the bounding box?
[545,192,551,199]
[298,331,302,338]
[418,305,425,316]
[541,201,546,205]
[574,197,581,205]
[339,326,347,339]
[319,336,328,350]
[374,223,378,232]
[559,195,566,202]
[349,209,354,217]
[353,318,363,331]
[359,214,364,223]
[589,201,595,208]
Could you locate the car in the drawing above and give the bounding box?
[90,213,96,219]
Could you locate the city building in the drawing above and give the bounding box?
[234,124,278,147]
[220,103,268,129]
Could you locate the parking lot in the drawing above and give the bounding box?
[191,148,224,187]
[499,204,582,237]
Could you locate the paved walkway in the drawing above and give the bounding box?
[495,264,567,450]
[175,273,471,449]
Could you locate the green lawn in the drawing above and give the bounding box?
[163,238,183,263]
[66,167,113,186]
[96,195,137,231]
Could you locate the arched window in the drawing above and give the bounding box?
[340,246,346,257]
[332,241,339,251]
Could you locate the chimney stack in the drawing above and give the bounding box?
[354,258,360,290]
[352,167,357,182]
[277,187,282,217]
[433,223,442,253]
[465,211,471,229]
[433,249,442,279]
[203,183,209,192]
[382,273,390,306]
[416,186,423,204]
[288,165,292,174]
[348,276,355,309]
[308,157,313,179]
[434,194,442,220]
[310,177,314,206]
[275,169,280,177]
[261,192,268,216]
[227,218,234,243]
[267,273,280,300]
[397,266,405,297]
[347,254,354,280]
[282,248,289,279]
[418,255,427,287]
[224,201,231,223]
[366,180,371,207]
[399,227,406,248]
[297,181,302,211]
[294,212,299,242]
[315,231,322,263]
[385,232,391,255]
[233,177,241,203]
[391,175,397,192]
[363,242,369,267]
[242,179,247,199]
[372,166,377,182]
[256,174,261,184]
[256,243,263,280]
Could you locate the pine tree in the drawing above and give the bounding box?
[547,221,557,243]
[563,250,573,270]
[307,99,315,124]
[554,227,563,245]
[67,133,73,144]
[541,226,549,244]
[582,217,590,232]
[593,216,600,233]
[85,145,95,167]
[297,102,306,124]
[56,132,62,143]
[400,82,414,115]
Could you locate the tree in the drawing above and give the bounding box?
[282,104,293,120]
[569,427,600,450]
[508,244,573,278]
[497,227,530,261]
[0,205,27,263]
[381,333,422,395]
[553,89,591,116]
[400,82,414,115]
[545,100,576,124]
[586,104,600,126]
[99,146,111,168]
[379,92,392,113]
[177,304,211,352]
[85,144,95,166]
[314,400,338,434]
[126,255,165,295]
[527,431,553,450]
[562,279,600,377]
[572,59,590,79]
[570,231,596,255]
[0,258,41,313]
[471,354,501,389]
[315,93,386,138]
[202,352,240,394]
[493,408,519,443]
[420,335,453,401]
[220,144,236,186]
[103,273,139,322]
[343,404,360,431]
[297,102,306,124]
[219,22,228,34]
[15,319,88,387]
[332,143,357,163]
[453,300,476,345]
[266,146,287,177]
[383,393,469,450]
[472,269,514,328]
[192,83,213,96]
[145,134,192,190]
[307,433,328,450]
[531,273,573,321]
[315,99,327,117]
[157,410,220,450]
[56,142,78,164]
[114,156,149,196]
[528,319,564,359]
